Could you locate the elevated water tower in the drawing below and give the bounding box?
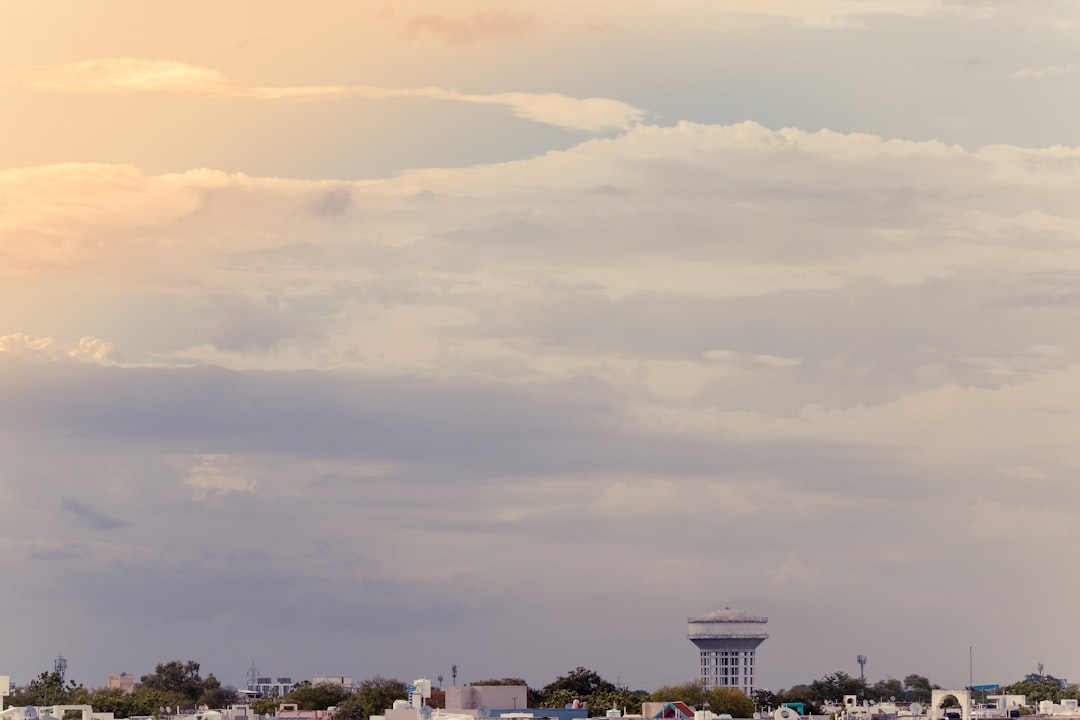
[688,608,769,695]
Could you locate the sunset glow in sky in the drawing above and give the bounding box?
[4,0,1080,694]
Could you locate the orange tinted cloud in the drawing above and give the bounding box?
[397,10,536,45]
[8,58,232,94]
[7,58,645,132]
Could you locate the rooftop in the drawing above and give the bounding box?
[687,609,768,623]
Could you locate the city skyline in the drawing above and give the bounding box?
[4,0,1080,695]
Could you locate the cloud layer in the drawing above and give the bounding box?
[5,0,1080,698]
[6,115,1080,687]
[6,58,645,132]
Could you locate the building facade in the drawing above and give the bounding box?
[107,674,135,695]
[251,677,295,697]
[687,609,768,695]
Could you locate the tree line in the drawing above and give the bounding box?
[3,661,233,717]
[5,661,1077,719]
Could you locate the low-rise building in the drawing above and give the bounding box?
[312,677,354,690]
[445,686,529,712]
[251,677,295,697]
[107,674,136,695]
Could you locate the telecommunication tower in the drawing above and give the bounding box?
[248,662,260,691]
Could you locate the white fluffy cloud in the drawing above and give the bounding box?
[0,333,119,363]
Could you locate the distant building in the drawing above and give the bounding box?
[445,686,528,711]
[374,680,584,720]
[311,677,353,690]
[250,677,295,697]
[687,608,768,696]
[276,704,334,720]
[107,674,136,695]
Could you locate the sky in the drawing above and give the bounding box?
[3,0,1080,698]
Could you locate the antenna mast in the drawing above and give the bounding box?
[248,661,259,691]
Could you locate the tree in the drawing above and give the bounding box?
[471,679,528,687]
[1004,674,1069,705]
[285,683,351,711]
[535,689,576,709]
[251,697,280,716]
[651,680,709,709]
[710,688,754,718]
[807,672,867,705]
[542,668,616,699]
[903,675,934,704]
[84,688,133,717]
[751,689,778,711]
[775,685,818,715]
[6,672,84,707]
[199,683,240,709]
[333,677,408,720]
[647,682,751,717]
[87,685,177,718]
[535,668,622,710]
[868,679,904,702]
[141,661,206,704]
[588,689,647,716]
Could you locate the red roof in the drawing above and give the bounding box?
[652,702,697,719]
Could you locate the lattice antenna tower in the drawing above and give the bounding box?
[857,655,867,683]
[55,654,68,683]
[248,661,260,690]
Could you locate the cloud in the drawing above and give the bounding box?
[7,116,1080,688]
[597,478,681,517]
[0,333,55,359]
[5,58,644,132]
[676,0,953,28]
[1011,65,1075,79]
[184,455,256,501]
[60,498,129,531]
[8,58,232,93]
[207,295,320,353]
[0,333,119,364]
[970,498,1075,543]
[397,10,536,45]
[69,336,121,363]
[474,91,645,132]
